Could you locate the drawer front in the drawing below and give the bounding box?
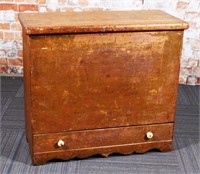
[33,123,173,153]
[30,31,182,133]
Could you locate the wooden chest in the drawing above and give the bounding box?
[19,10,188,165]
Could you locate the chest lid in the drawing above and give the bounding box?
[19,10,188,35]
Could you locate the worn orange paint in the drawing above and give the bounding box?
[18,10,188,34]
[19,10,188,165]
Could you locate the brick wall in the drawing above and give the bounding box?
[0,0,200,85]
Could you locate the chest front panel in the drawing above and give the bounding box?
[29,31,182,134]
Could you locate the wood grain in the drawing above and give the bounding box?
[18,10,189,35]
[34,123,173,153]
[33,140,173,165]
[22,29,33,159]
[19,10,188,165]
[29,31,182,134]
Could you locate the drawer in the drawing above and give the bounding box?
[33,123,173,153]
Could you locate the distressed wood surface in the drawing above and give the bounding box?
[19,10,188,165]
[18,10,189,35]
[34,123,173,153]
[22,29,34,159]
[30,31,182,134]
[33,140,173,165]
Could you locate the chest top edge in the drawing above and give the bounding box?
[19,10,189,35]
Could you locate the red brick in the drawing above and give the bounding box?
[18,4,38,12]
[27,0,38,3]
[14,31,22,40]
[0,58,7,65]
[10,22,22,31]
[5,0,15,2]
[15,13,20,21]
[79,0,88,6]
[3,31,15,40]
[178,76,187,84]
[0,65,8,74]
[0,31,3,39]
[15,0,25,2]
[0,3,17,11]
[18,50,23,57]
[0,22,10,30]
[7,57,23,66]
[38,0,46,4]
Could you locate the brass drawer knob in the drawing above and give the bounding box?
[57,140,65,147]
[146,132,153,139]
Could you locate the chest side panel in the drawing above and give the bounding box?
[29,31,183,134]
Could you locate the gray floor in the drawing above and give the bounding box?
[0,76,199,174]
